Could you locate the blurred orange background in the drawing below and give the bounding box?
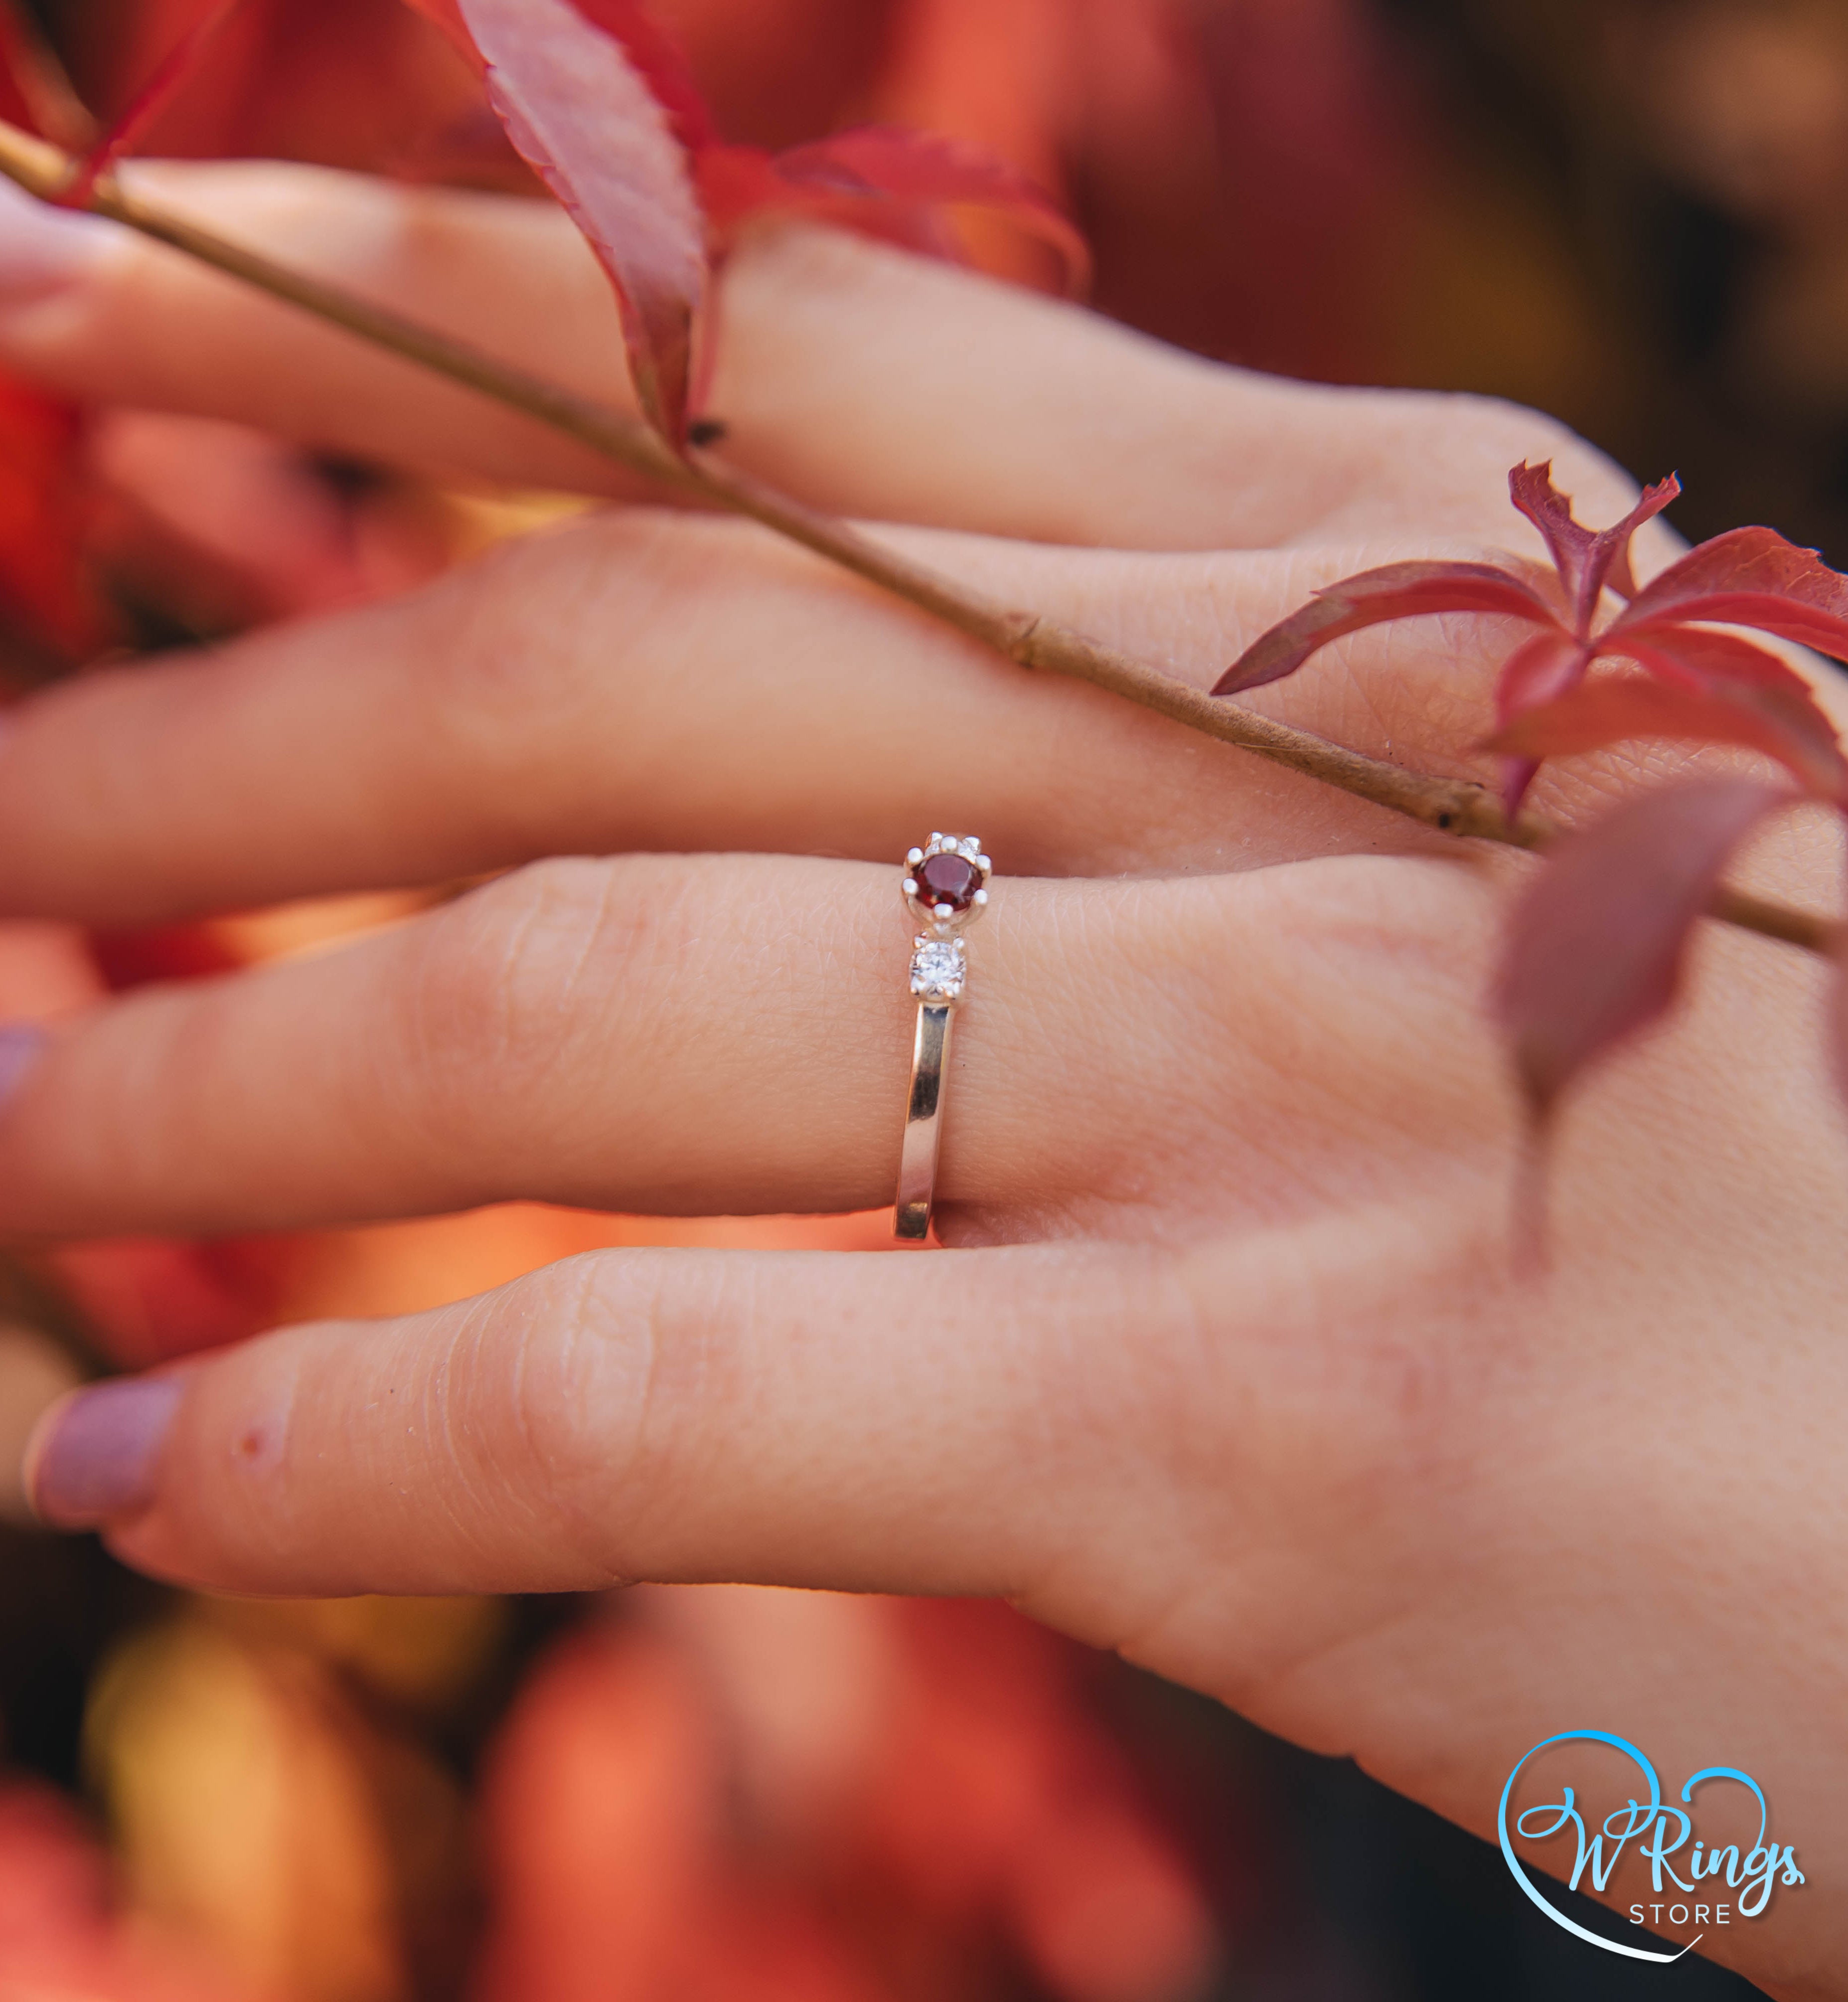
[0,2,1827,1997]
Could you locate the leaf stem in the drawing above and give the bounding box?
[0,118,1833,958]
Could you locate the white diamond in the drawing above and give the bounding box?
[910,940,965,999]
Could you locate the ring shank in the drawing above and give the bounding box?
[895,1001,954,1241]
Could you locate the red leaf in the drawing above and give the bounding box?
[1496,630,1593,722]
[1486,672,1848,800]
[567,0,715,155]
[1492,630,1591,817]
[1602,621,1819,699]
[1509,462,1680,632]
[56,0,248,209]
[763,126,1090,296]
[1607,526,1848,663]
[1213,560,1560,697]
[455,0,708,445]
[46,1235,280,1367]
[0,377,111,662]
[1497,777,1791,1120]
[699,140,962,262]
[405,0,716,152]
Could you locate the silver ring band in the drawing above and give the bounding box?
[895,1002,953,1240]
[893,834,991,1244]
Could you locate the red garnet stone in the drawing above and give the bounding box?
[916,850,981,913]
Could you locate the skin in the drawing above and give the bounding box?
[0,163,1841,1992]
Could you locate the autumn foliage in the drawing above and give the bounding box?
[0,6,1234,2001]
[1221,462,1848,1122]
[0,0,1846,1993]
[403,0,1087,441]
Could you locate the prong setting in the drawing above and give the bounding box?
[901,832,992,937]
[909,934,967,999]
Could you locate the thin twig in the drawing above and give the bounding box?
[0,118,1832,958]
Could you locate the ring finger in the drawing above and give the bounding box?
[0,845,1507,1241]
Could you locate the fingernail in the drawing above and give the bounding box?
[24,1374,184,1528]
[0,175,113,305]
[0,1021,45,1105]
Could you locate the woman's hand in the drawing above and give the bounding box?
[0,164,1840,1994]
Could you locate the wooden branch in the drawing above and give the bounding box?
[0,117,1832,957]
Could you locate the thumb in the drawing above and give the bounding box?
[23,1242,1179,1601]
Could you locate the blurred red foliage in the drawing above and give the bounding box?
[0,6,1545,1997]
[475,1596,1217,2002]
[0,1781,257,2001]
[0,377,112,667]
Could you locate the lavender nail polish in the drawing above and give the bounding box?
[26,1375,184,1528]
[0,1021,45,1105]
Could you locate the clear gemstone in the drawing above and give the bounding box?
[910,939,965,999]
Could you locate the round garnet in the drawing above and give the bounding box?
[915,850,981,912]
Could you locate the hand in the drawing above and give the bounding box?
[0,164,1839,1994]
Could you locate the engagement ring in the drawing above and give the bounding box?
[894,833,990,1242]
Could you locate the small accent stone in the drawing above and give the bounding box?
[910,939,965,999]
[915,850,981,913]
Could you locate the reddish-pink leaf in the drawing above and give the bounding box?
[569,0,715,155]
[1601,621,1819,699]
[1486,672,1848,800]
[1509,461,1680,633]
[404,0,717,146]
[699,140,963,261]
[455,0,708,446]
[1494,630,1591,725]
[1492,630,1591,817]
[1607,526,1848,663]
[762,127,1091,296]
[407,0,718,152]
[55,0,247,207]
[1497,776,1791,1120]
[1213,560,1560,697]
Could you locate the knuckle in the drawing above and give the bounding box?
[389,854,710,1143]
[477,1251,733,1572]
[414,512,690,751]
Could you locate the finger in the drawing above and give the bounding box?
[26,1239,1183,1599]
[0,163,1631,547]
[0,508,1600,928]
[0,848,1509,1240]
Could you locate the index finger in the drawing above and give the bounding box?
[0,163,1633,548]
